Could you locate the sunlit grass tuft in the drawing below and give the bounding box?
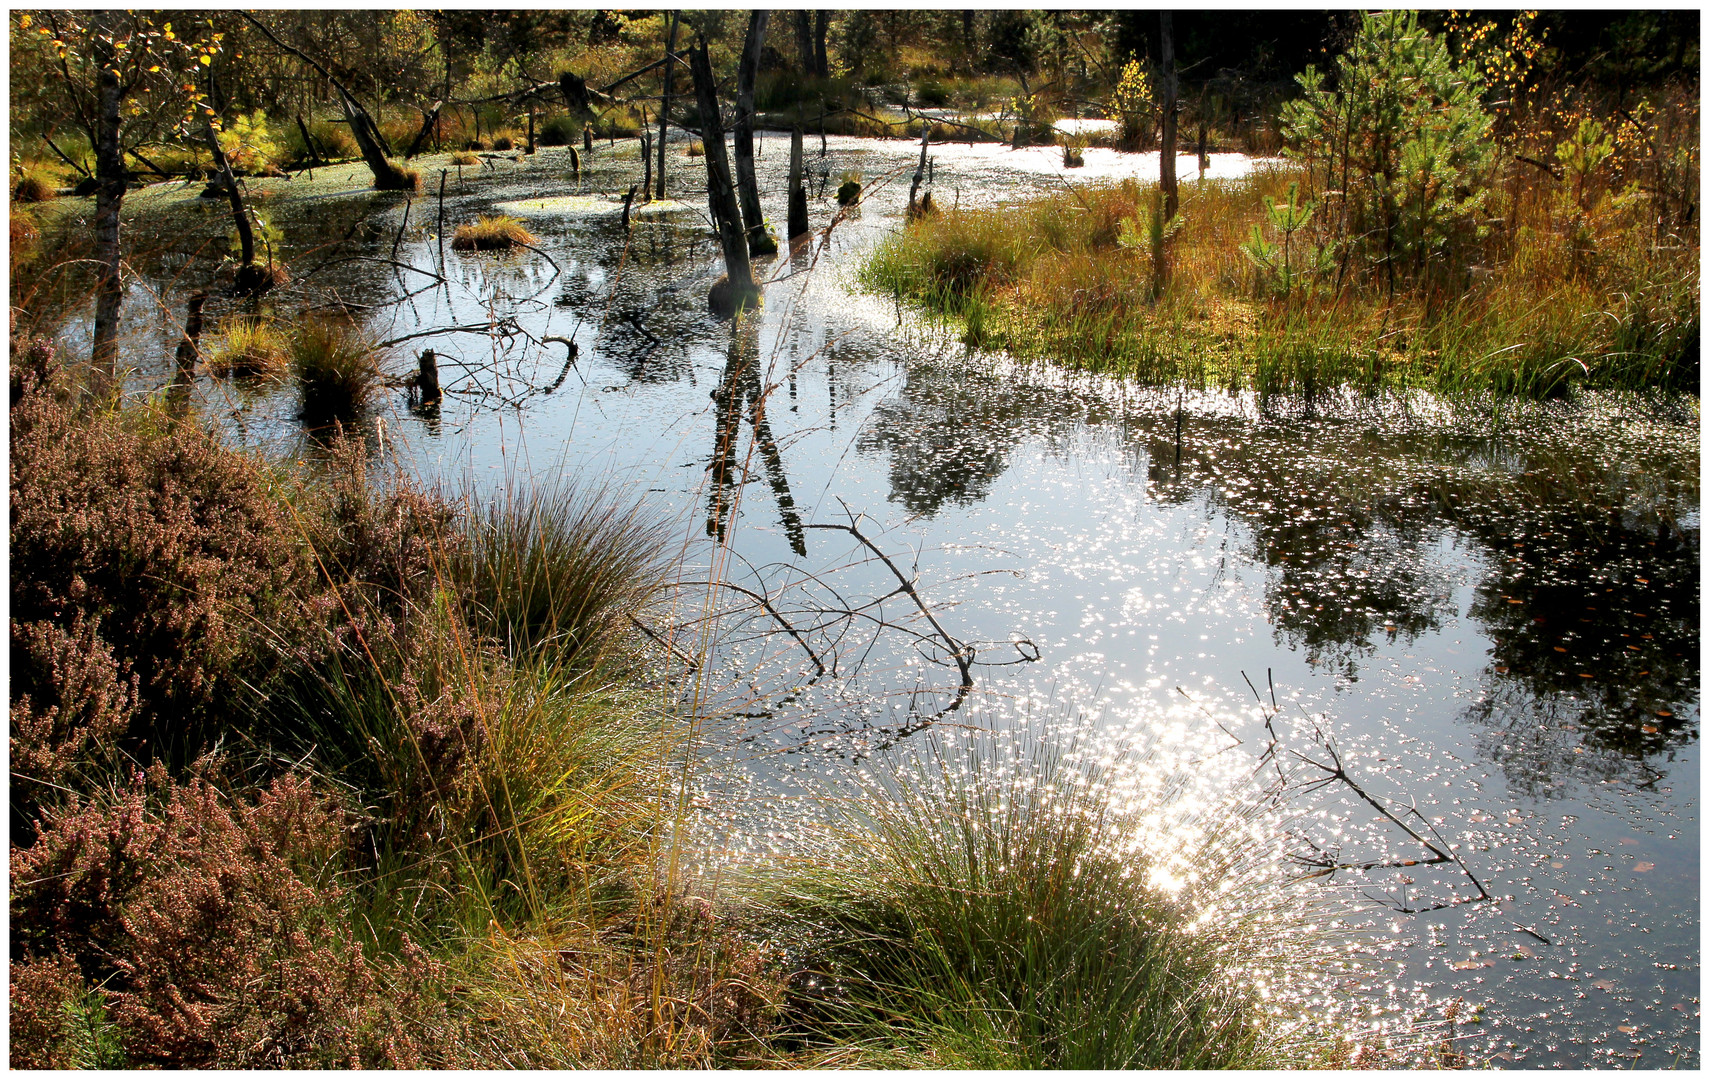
[207,317,292,379]
[452,214,537,251]
[766,733,1316,1068]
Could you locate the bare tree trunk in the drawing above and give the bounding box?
[90,25,125,383]
[788,125,809,240]
[657,12,678,199]
[734,10,776,256]
[1160,12,1179,221]
[689,39,757,316]
[814,11,829,79]
[201,112,253,270]
[794,12,814,75]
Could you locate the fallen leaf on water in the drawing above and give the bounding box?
[1450,959,1493,970]
[1618,837,1641,846]
[1592,979,1617,990]
[1618,1025,1638,1034]
[1633,862,1655,873]
[1642,724,1659,734]
[1656,709,1673,717]
[1513,945,1535,958]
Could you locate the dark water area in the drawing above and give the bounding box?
[89,132,1699,1067]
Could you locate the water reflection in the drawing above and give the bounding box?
[856,363,1699,788]
[707,310,806,556]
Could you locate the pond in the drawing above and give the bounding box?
[91,131,1698,1067]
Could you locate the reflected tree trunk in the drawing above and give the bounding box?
[707,310,805,555]
[90,18,125,383]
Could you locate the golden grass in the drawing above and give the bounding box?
[452,214,537,251]
[206,318,292,378]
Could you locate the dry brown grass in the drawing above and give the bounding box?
[452,214,537,251]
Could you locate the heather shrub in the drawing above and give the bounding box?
[10,615,139,821]
[9,367,316,748]
[10,769,453,1067]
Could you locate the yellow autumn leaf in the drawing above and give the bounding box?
[199,54,211,66]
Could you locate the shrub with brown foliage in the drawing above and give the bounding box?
[10,769,452,1067]
[10,369,315,740]
[11,615,139,801]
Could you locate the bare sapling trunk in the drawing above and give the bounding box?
[689,39,758,316]
[1160,12,1179,221]
[787,125,809,240]
[90,28,125,383]
[657,12,679,200]
[640,110,654,200]
[734,10,776,256]
[200,109,275,296]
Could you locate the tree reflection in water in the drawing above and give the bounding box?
[707,309,806,556]
[857,360,1697,792]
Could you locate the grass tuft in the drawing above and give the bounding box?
[452,214,537,252]
[15,172,56,202]
[769,734,1310,1068]
[207,317,291,378]
[292,317,384,425]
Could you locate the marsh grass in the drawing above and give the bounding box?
[766,735,1309,1069]
[866,159,1699,399]
[206,317,291,378]
[455,478,675,666]
[450,150,479,166]
[451,214,537,251]
[292,317,384,425]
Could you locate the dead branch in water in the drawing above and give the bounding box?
[1241,668,1493,914]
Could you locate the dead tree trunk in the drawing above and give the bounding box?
[657,12,679,199]
[241,13,415,190]
[640,111,654,199]
[200,110,266,295]
[813,11,829,78]
[794,12,814,76]
[1160,12,1179,221]
[689,39,758,317]
[734,11,776,256]
[907,123,930,216]
[787,125,809,240]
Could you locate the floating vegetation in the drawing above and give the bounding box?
[495,196,693,219]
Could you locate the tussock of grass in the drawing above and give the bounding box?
[450,150,479,166]
[15,172,56,203]
[292,317,384,425]
[452,214,537,251]
[454,478,674,666]
[685,140,704,158]
[767,735,1312,1069]
[207,317,291,378]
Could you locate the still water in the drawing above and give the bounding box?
[100,131,1698,1067]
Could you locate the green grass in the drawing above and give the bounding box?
[864,168,1699,400]
[764,734,1314,1068]
[454,478,675,666]
[292,317,383,425]
[206,317,292,378]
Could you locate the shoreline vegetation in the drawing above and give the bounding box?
[865,13,1698,403]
